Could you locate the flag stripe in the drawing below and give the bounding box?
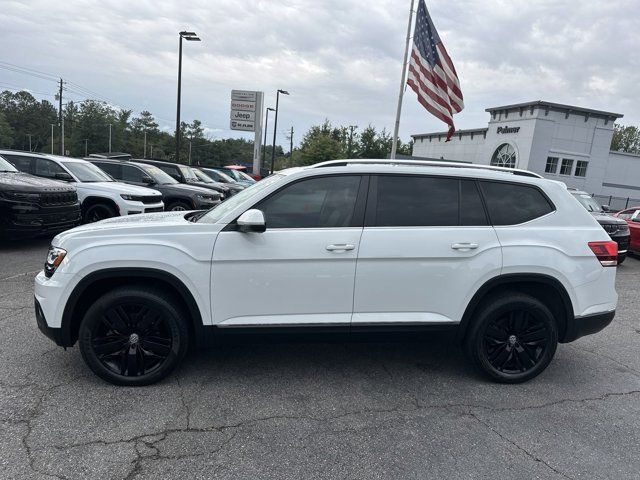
[407,0,463,140]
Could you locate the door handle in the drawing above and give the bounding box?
[451,243,479,250]
[326,244,355,252]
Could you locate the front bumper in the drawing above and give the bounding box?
[0,202,81,239]
[35,297,64,346]
[561,310,615,343]
[610,232,630,255]
[120,200,164,215]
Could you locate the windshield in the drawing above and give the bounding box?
[238,170,256,182]
[180,166,199,182]
[573,193,603,213]
[198,174,283,224]
[206,169,234,183]
[193,169,214,183]
[62,161,113,182]
[0,157,18,172]
[138,164,178,185]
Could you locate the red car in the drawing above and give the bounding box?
[224,164,261,181]
[615,207,640,255]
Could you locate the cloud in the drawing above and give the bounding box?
[0,0,638,149]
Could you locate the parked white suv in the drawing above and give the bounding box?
[34,160,618,385]
[2,151,164,222]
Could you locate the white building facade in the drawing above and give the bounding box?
[411,101,640,209]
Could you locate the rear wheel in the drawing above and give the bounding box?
[78,286,189,386]
[83,203,117,223]
[465,293,558,383]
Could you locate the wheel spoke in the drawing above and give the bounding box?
[141,338,171,356]
[519,326,547,343]
[93,338,127,356]
[127,344,140,376]
[485,324,508,341]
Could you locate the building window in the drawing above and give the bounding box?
[575,160,588,177]
[490,143,517,168]
[545,157,558,174]
[560,158,574,175]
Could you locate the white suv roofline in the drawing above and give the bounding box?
[311,159,543,178]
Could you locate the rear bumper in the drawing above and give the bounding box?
[561,310,615,343]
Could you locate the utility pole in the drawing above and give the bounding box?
[50,124,55,154]
[289,127,294,159]
[143,131,147,158]
[108,124,112,153]
[188,137,192,165]
[347,125,358,158]
[26,134,33,152]
[58,78,64,155]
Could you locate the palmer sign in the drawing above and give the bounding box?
[497,126,521,134]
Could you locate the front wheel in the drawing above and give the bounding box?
[83,203,117,223]
[167,201,191,212]
[464,293,558,383]
[78,286,189,386]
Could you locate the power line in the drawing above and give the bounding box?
[0,61,59,80]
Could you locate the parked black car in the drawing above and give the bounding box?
[0,154,80,240]
[570,189,630,264]
[88,159,221,211]
[134,159,232,199]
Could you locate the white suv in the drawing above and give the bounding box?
[2,151,163,222]
[34,160,618,385]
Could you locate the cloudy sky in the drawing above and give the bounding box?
[1,0,639,148]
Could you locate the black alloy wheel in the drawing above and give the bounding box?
[465,293,558,383]
[79,286,188,386]
[91,304,172,377]
[84,203,116,223]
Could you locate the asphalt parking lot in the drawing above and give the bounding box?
[1,240,639,479]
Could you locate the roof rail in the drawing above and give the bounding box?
[311,159,543,178]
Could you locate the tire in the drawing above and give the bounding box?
[617,253,626,265]
[78,286,189,386]
[83,203,117,223]
[167,201,191,212]
[464,292,558,383]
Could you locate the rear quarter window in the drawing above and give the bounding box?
[479,181,554,225]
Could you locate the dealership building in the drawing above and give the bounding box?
[411,100,640,208]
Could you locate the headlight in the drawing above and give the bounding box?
[44,246,67,278]
[197,194,219,201]
[121,194,137,201]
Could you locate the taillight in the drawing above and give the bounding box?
[588,241,618,267]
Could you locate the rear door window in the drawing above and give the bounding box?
[95,162,122,179]
[373,175,458,227]
[479,181,554,225]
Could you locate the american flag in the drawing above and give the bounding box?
[407,0,463,141]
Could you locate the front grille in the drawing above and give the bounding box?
[40,191,78,206]
[136,195,162,205]
[144,207,164,213]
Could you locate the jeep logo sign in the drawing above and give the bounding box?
[497,126,521,134]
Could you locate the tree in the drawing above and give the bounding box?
[0,111,14,147]
[298,120,346,165]
[611,124,640,154]
[0,90,57,152]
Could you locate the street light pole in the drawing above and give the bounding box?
[262,107,274,166]
[270,89,289,174]
[108,123,112,153]
[143,131,147,158]
[175,30,200,163]
[50,124,55,154]
[26,134,32,152]
[84,139,88,157]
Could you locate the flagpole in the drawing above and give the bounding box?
[390,0,416,160]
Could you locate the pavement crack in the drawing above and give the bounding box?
[467,411,574,479]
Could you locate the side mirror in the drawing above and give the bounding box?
[632,211,640,222]
[142,175,154,185]
[237,209,266,233]
[54,172,73,182]
[601,204,610,212]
